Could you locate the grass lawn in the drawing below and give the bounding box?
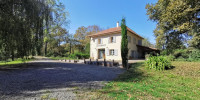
[77,61,200,100]
[0,58,34,66]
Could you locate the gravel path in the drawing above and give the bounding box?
[0,59,124,100]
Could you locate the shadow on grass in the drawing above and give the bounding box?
[165,65,175,70]
[113,62,148,82]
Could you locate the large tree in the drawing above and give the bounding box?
[74,25,102,53]
[0,0,53,60]
[146,0,200,51]
[121,18,128,69]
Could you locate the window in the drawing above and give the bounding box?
[109,49,115,56]
[98,38,103,44]
[109,36,115,43]
[110,37,114,43]
[138,40,142,45]
[133,37,136,44]
[128,36,131,42]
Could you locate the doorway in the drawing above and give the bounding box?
[98,49,105,59]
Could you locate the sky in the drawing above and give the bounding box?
[60,0,157,44]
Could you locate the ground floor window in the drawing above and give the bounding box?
[109,49,115,56]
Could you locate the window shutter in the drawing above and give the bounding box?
[101,39,103,44]
[114,36,116,43]
[106,48,109,56]
[115,49,118,56]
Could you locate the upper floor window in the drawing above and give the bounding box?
[98,38,103,44]
[128,36,131,42]
[133,37,136,44]
[109,36,116,43]
[138,40,142,45]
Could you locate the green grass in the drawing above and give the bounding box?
[0,58,34,65]
[77,61,200,100]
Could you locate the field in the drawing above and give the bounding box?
[77,61,200,100]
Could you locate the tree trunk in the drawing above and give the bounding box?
[11,50,14,61]
[44,41,47,56]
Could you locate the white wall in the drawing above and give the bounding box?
[90,33,122,60]
[90,31,143,60]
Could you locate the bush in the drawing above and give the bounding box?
[145,56,171,70]
[188,49,200,61]
[172,49,188,59]
[69,53,90,59]
[167,55,175,61]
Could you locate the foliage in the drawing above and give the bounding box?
[162,49,200,62]
[74,25,102,52]
[172,49,188,59]
[69,53,90,59]
[146,0,200,50]
[145,56,171,70]
[0,0,70,61]
[0,0,53,60]
[142,37,155,48]
[188,49,200,61]
[121,18,129,69]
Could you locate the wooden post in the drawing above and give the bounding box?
[103,59,106,66]
[65,59,66,62]
[90,59,91,65]
[96,59,98,65]
[112,59,114,67]
[84,58,86,64]
[69,59,71,63]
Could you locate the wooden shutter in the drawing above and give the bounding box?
[114,36,116,43]
[106,48,109,56]
[115,49,118,56]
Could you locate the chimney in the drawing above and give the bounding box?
[117,21,119,27]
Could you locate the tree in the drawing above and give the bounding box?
[121,18,128,69]
[0,0,53,60]
[74,25,102,53]
[43,0,69,56]
[142,37,155,48]
[146,0,200,50]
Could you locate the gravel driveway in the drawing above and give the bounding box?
[0,59,124,100]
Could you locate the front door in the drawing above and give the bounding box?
[98,49,105,59]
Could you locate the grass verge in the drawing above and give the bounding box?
[0,58,34,66]
[76,61,200,100]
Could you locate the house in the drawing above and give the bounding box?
[88,22,159,61]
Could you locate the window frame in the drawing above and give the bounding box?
[109,49,115,56]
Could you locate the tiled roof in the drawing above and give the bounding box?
[88,27,144,39]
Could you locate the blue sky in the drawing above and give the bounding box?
[60,0,157,44]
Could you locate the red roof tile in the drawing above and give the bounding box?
[88,27,144,39]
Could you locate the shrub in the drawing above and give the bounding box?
[69,53,90,59]
[167,55,175,61]
[188,49,200,61]
[172,49,188,59]
[69,54,76,59]
[145,56,171,70]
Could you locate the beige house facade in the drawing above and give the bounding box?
[89,23,158,61]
